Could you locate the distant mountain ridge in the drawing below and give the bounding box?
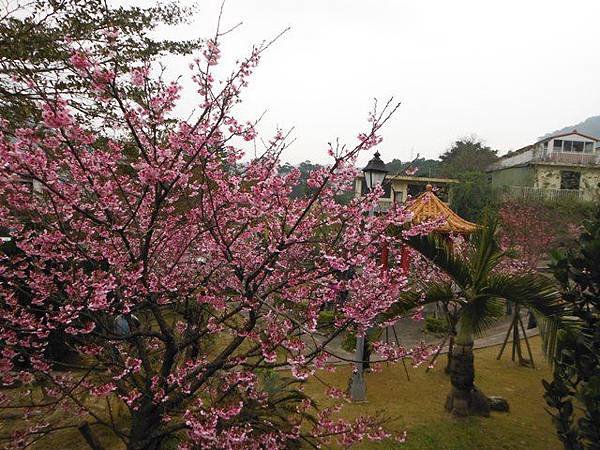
[541,115,600,140]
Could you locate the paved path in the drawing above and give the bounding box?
[469,326,538,352]
[292,314,540,371]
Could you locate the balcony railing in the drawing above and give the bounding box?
[489,150,600,171]
[538,152,600,166]
[504,186,585,201]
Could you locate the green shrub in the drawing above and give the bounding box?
[341,331,356,353]
[317,310,336,332]
[424,315,448,334]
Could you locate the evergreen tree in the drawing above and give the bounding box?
[439,136,498,176]
[0,0,200,127]
[385,157,441,177]
[450,171,496,222]
[544,208,600,449]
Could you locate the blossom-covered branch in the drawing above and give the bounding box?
[0,24,425,449]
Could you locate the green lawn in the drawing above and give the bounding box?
[3,337,560,449]
[303,336,560,449]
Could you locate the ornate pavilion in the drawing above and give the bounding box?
[406,184,478,235]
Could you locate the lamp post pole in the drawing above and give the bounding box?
[349,151,388,402]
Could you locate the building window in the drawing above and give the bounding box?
[553,139,563,151]
[553,139,593,153]
[560,171,581,190]
[407,183,425,198]
[360,178,392,198]
[393,191,404,204]
[382,181,392,198]
[572,141,584,153]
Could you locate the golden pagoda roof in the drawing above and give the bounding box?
[406,184,478,234]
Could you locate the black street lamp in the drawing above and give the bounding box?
[362,151,389,192]
[349,151,388,402]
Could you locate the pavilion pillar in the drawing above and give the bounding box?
[400,244,410,275]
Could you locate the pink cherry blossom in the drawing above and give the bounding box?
[69,51,92,70]
[0,28,424,450]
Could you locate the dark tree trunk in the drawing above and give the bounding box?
[127,404,163,450]
[78,423,106,450]
[445,334,454,374]
[444,305,457,375]
[363,337,371,370]
[445,335,491,417]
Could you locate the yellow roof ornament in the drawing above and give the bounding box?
[406,184,478,234]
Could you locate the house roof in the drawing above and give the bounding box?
[495,130,600,163]
[497,144,533,161]
[356,174,459,184]
[386,174,459,184]
[535,129,599,144]
[486,162,531,172]
[406,184,478,234]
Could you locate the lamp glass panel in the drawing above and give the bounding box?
[371,171,386,189]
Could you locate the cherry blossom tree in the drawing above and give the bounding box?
[498,199,581,271]
[0,24,430,449]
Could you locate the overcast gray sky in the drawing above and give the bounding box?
[154,0,600,166]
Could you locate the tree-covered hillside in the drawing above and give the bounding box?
[542,115,600,140]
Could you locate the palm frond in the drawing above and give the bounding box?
[378,291,420,322]
[416,281,455,305]
[485,273,563,316]
[380,281,453,323]
[485,272,578,361]
[535,313,559,362]
[535,312,582,362]
[406,234,471,289]
[468,217,503,289]
[459,296,504,337]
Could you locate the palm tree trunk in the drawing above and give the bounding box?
[445,333,490,417]
[445,334,454,374]
[444,305,457,375]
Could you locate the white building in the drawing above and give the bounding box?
[487,130,600,201]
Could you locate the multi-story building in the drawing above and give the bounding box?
[354,173,458,209]
[487,130,600,201]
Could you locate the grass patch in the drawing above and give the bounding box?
[303,336,560,449]
[2,338,560,449]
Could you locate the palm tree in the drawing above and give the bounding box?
[388,219,564,417]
